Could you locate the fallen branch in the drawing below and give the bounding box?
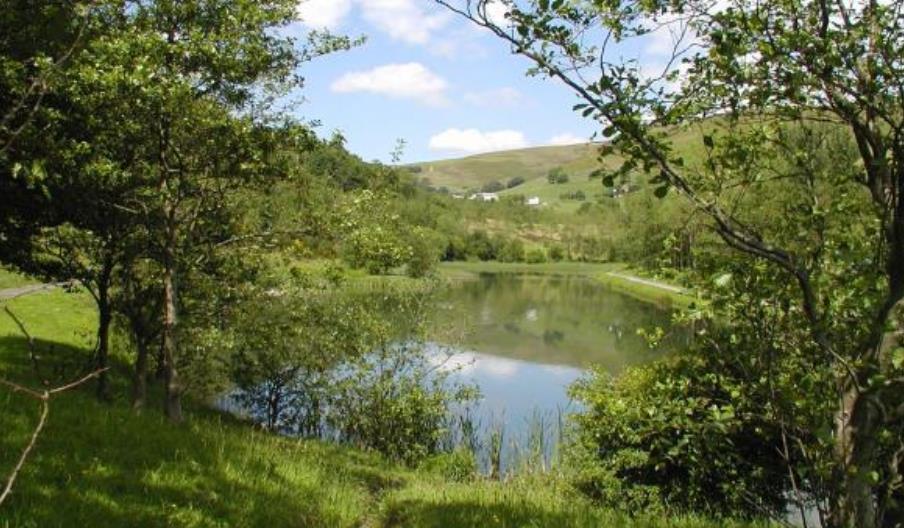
[0,368,107,507]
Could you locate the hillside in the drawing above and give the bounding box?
[409,143,604,192]
[409,124,710,209]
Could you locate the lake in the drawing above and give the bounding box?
[428,272,680,467]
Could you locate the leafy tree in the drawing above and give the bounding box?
[341,190,411,274]
[481,180,505,193]
[507,176,526,188]
[437,1,904,526]
[547,167,568,184]
[498,238,526,263]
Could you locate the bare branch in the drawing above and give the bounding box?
[0,367,107,508]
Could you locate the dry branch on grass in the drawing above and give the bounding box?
[0,368,107,507]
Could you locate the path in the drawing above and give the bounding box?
[605,272,687,294]
[0,283,61,301]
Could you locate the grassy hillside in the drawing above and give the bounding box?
[409,122,715,217]
[410,143,603,191]
[0,286,765,528]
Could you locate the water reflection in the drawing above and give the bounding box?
[429,273,680,465]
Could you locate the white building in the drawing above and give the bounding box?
[525,196,541,206]
[471,192,499,202]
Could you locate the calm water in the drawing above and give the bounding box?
[429,273,679,459]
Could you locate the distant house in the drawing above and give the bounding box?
[525,196,541,206]
[471,192,499,202]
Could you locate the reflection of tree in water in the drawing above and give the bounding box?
[542,329,565,345]
[434,273,678,370]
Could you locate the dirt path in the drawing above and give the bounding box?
[0,283,61,301]
[605,272,686,294]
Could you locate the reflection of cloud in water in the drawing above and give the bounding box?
[539,364,581,379]
[426,348,520,378]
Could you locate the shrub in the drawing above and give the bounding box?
[466,230,500,261]
[525,248,547,263]
[507,176,526,188]
[406,228,441,278]
[548,245,565,262]
[547,167,569,184]
[481,180,505,193]
[498,239,526,262]
[568,353,805,519]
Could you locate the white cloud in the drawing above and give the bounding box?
[429,128,528,154]
[483,0,511,27]
[297,0,352,30]
[359,0,450,44]
[548,133,587,146]
[463,87,526,107]
[331,63,449,106]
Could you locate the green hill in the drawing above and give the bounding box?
[409,124,710,211]
[409,143,604,192]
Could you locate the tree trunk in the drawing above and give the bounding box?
[162,252,183,423]
[131,338,148,411]
[831,384,881,528]
[95,285,112,401]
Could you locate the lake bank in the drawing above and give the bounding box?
[0,287,768,528]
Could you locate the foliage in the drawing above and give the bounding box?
[438,1,904,525]
[405,228,442,278]
[547,167,569,184]
[507,176,526,188]
[341,190,412,274]
[481,180,505,193]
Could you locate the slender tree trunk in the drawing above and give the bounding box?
[162,228,183,422]
[95,281,112,401]
[131,338,148,411]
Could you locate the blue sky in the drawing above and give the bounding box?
[285,0,606,164]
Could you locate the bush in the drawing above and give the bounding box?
[525,248,547,263]
[568,353,803,519]
[481,180,505,193]
[498,239,526,262]
[548,245,565,262]
[406,229,441,278]
[507,176,526,188]
[466,230,500,261]
[547,167,569,184]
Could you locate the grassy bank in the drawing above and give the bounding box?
[438,261,698,309]
[0,267,35,290]
[0,287,762,528]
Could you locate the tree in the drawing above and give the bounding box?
[437,1,904,526]
[547,166,568,184]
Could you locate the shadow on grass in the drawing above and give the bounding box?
[0,336,394,528]
[380,498,597,528]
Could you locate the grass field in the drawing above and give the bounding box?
[0,267,35,290]
[0,284,759,528]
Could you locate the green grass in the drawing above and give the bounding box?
[439,261,698,308]
[0,267,36,290]
[0,285,747,528]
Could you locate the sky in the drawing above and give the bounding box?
[282,0,604,164]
